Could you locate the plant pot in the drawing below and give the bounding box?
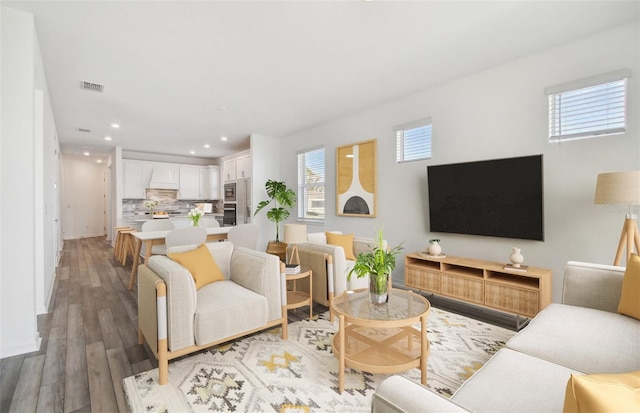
[369,273,389,305]
[266,240,287,262]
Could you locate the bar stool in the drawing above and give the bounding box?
[120,230,138,266]
[114,226,135,264]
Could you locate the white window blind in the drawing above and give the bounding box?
[297,147,325,221]
[395,118,432,163]
[546,70,629,142]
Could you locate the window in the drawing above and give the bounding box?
[546,70,630,142]
[395,118,432,163]
[297,147,325,221]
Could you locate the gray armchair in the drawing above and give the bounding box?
[137,241,287,385]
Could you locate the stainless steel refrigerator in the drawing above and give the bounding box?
[235,178,252,225]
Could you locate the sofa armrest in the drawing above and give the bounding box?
[562,261,625,313]
[372,376,471,413]
[230,247,282,322]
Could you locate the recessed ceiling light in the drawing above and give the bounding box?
[110,123,120,128]
[96,159,103,164]
[83,151,90,156]
[221,136,228,141]
[104,136,112,141]
[204,144,210,149]
[189,150,196,155]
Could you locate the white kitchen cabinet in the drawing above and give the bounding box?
[199,167,210,199]
[223,159,237,182]
[124,160,147,199]
[208,165,220,199]
[236,154,251,179]
[179,165,217,200]
[178,165,200,199]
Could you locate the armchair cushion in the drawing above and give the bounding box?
[326,232,356,260]
[194,280,268,345]
[167,243,223,289]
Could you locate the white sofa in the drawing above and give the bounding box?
[371,261,640,413]
[137,242,287,385]
[295,231,388,307]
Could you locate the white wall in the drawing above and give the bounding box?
[250,134,283,251]
[34,31,62,314]
[280,22,640,303]
[0,6,41,357]
[61,157,108,239]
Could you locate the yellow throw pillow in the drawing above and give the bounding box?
[618,253,640,320]
[325,232,356,260]
[563,371,640,413]
[168,243,224,289]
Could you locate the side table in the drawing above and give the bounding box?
[285,265,313,320]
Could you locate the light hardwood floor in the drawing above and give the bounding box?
[0,237,325,413]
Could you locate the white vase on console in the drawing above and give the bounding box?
[510,247,524,268]
[428,239,442,256]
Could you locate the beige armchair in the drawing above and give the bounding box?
[295,231,387,308]
[137,241,287,385]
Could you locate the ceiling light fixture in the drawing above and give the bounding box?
[221,136,228,141]
[189,150,196,155]
[104,136,112,141]
[203,144,210,149]
[110,123,120,129]
[96,159,103,164]
[83,151,90,156]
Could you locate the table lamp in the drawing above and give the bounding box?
[594,171,640,266]
[283,224,308,265]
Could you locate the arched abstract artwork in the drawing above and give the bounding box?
[336,139,377,217]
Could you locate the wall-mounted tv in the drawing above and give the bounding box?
[427,155,544,241]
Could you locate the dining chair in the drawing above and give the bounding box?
[165,227,207,253]
[198,217,220,228]
[141,220,175,256]
[227,223,260,250]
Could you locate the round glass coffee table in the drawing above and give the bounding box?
[330,288,430,393]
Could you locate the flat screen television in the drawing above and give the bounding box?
[427,155,544,241]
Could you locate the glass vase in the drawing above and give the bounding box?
[369,273,389,305]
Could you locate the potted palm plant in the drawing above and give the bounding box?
[254,179,297,258]
[348,228,403,304]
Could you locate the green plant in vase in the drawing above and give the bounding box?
[348,228,403,304]
[254,179,296,242]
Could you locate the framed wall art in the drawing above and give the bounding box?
[336,139,377,217]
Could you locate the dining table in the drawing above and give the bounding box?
[128,226,232,290]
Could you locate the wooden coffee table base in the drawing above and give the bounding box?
[330,290,430,393]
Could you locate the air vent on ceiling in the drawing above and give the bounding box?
[80,81,104,93]
[77,128,91,133]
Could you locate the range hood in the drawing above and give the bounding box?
[148,165,179,190]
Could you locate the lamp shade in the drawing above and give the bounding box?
[594,171,640,205]
[283,224,308,244]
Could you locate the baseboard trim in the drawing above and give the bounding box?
[0,334,42,359]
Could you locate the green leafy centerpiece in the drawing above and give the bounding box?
[348,228,403,304]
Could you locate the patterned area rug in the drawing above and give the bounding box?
[123,308,515,412]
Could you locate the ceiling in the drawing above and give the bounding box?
[4,1,639,162]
